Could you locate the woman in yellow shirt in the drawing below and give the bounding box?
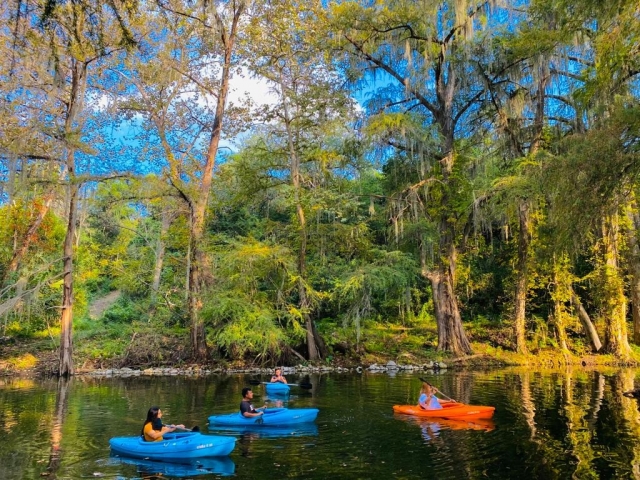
[141,406,185,442]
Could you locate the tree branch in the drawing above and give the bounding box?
[343,33,439,116]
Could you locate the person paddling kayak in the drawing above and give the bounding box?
[141,406,186,441]
[418,382,452,410]
[240,387,267,418]
[270,368,287,384]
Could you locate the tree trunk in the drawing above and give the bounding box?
[58,60,87,377]
[428,184,472,356]
[420,224,472,357]
[512,61,547,353]
[294,173,323,360]
[626,208,640,345]
[514,200,530,353]
[185,236,190,302]
[529,65,549,156]
[186,5,245,361]
[280,72,324,360]
[552,266,568,353]
[429,268,472,356]
[59,159,78,377]
[151,208,170,307]
[432,64,472,356]
[570,290,602,352]
[6,153,18,202]
[188,210,208,361]
[600,214,631,358]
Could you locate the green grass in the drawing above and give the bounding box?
[4,313,640,372]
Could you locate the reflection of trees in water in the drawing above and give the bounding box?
[140,473,163,480]
[503,368,640,479]
[451,373,472,404]
[562,369,599,480]
[616,370,640,478]
[520,371,537,439]
[238,432,259,458]
[11,369,640,479]
[411,369,640,479]
[45,371,640,479]
[43,377,70,478]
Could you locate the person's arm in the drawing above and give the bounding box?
[145,422,175,440]
[251,403,268,415]
[281,376,287,384]
[160,425,177,434]
[431,388,453,404]
[242,410,264,418]
[241,402,265,418]
[164,423,186,430]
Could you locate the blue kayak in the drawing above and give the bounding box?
[265,382,291,395]
[109,432,236,461]
[208,422,319,438]
[108,455,236,477]
[208,407,319,426]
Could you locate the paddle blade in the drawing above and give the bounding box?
[248,380,262,386]
[191,425,200,432]
[298,383,313,390]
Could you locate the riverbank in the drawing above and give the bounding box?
[1,329,638,378]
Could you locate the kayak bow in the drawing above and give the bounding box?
[265,382,291,395]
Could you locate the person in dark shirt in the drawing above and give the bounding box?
[240,387,267,418]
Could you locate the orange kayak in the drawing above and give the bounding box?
[393,402,495,419]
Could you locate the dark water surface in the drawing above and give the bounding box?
[1,368,640,479]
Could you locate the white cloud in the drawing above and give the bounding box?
[227,69,279,107]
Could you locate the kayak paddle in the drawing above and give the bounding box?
[248,379,313,389]
[419,377,457,403]
[168,425,200,432]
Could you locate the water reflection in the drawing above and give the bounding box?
[107,455,235,477]
[395,414,495,440]
[6,370,640,478]
[209,422,319,439]
[44,377,70,479]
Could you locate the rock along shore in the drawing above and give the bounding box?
[78,360,449,377]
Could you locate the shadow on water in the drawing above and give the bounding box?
[106,455,236,478]
[209,422,319,439]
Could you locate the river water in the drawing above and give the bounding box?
[1,368,639,479]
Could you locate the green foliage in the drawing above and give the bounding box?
[333,249,417,342]
[2,0,640,366]
[542,103,640,250]
[101,298,140,324]
[207,294,290,362]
